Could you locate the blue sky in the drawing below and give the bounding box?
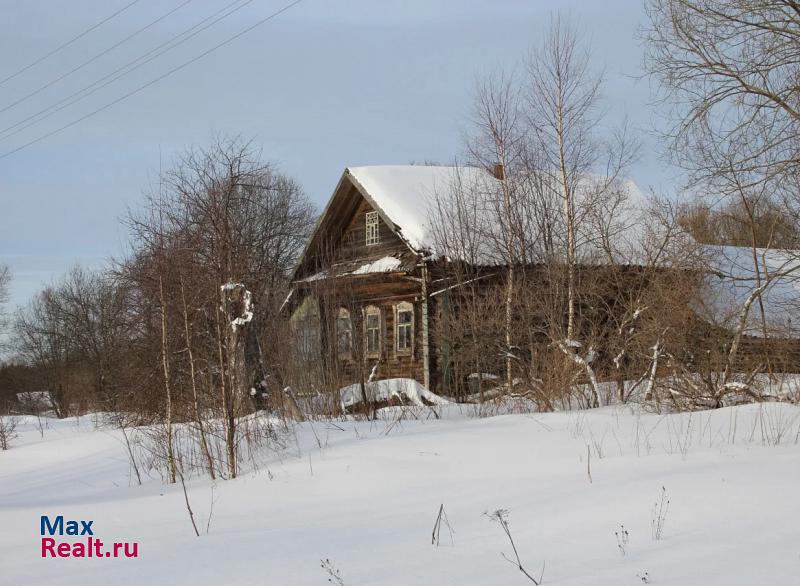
[0,0,677,310]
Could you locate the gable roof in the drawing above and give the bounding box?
[351,167,655,264]
[291,164,800,337]
[347,165,495,253]
[293,164,659,282]
[292,165,493,281]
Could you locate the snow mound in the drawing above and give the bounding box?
[339,377,451,408]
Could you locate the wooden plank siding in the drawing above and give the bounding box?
[290,167,800,401]
[335,192,409,262]
[291,177,429,390]
[310,274,427,386]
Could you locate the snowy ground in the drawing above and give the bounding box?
[1,403,799,585]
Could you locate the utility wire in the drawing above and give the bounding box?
[0,0,143,88]
[0,0,195,115]
[0,0,255,141]
[0,0,304,160]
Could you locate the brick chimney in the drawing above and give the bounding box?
[493,163,505,180]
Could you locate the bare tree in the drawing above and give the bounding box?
[0,265,10,361]
[0,413,19,450]
[429,17,648,409]
[123,135,314,478]
[468,72,525,390]
[0,264,9,338]
[644,0,800,195]
[527,19,599,339]
[15,284,74,417]
[13,266,132,417]
[644,0,800,406]
[523,17,637,407]
[179,274,215,478]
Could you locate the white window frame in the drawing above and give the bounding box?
[365,210,380,246]
[336,308,352,358]
[394,301,414,355]
[364,305,382,357]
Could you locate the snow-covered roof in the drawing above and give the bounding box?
[347,165,494,253]
[291,164,652,287]
[347,165,650,262]
[573,177,649,264]
[700,246,800,337]
[298,256,405,283]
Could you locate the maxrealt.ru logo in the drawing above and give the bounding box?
[40,516,139,558]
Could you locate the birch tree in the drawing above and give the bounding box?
[0,265,9,349]
[522,17,637,406]
[467,73,525,391]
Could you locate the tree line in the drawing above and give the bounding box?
[1,137,315,474]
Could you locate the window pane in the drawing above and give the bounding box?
[365,211,380,245]
[396,306,413,351]
[296,319,319,358]
[365,309,380,353]
[368,329,379,353]
[337,317,351,353]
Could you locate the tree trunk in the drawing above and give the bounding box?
[180,276,215,479]
[158,275,177,484]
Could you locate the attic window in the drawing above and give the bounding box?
[365,211,380,246]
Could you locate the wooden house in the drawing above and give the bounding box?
[285,165,800,398]
[284,164,656,394]
[285,165,485,392]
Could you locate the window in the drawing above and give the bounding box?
[365,210,380,246]
[395,302,414,354]
[364,305,381,356]
[290,296,320,360]
[337,308,352,356]
[297,322,319,358]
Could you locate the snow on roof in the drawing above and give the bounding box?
[298,256,405,283]
[351,256,403,275]
[574,177,649,264]
[347,165,650,263]
[347,165,494,253]
[700,246,800,337]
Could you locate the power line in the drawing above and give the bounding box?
[0,0,305,160]
[0,0,143,88]
[0,0,255,141]
[0,0,195,115]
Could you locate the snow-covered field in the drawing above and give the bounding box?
[1,403,799,585]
